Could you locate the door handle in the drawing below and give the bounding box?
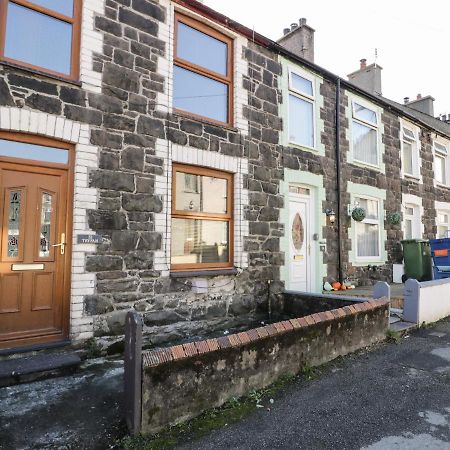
[52,233,66,255]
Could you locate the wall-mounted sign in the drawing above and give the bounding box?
[77,234,104,244]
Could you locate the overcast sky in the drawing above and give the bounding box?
[203,0,450,116]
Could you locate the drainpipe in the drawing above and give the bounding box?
[335,78,343,283]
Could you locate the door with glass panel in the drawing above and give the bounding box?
[288,186,314,292]
[0,134,71,349]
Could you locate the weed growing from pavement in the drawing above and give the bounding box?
[119,373,300,450]
[386,329,402,343]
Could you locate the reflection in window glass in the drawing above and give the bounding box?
[171,219,229,265]
[354,103,377,125]
[175,172,227,214]
[353,121,377,165]
[177,23,227,75]
[28,0,74,16]
[7,191,21,258]
[289,94,314,147]
[39,193,53,258]
[5,3,72,75]
[356,198,378,220]
[173,66,228,123]
[435,154,446,184]
[290,73,313,96]
[0,139,69,163]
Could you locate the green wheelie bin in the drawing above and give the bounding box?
[401,239,432,282]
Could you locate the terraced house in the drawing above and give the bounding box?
[0,0,449,353]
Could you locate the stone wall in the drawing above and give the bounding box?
[0,0,449,348]
[138,297,389,434]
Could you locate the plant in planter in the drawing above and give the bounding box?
[387,212,401,225]
[351,207,366,222]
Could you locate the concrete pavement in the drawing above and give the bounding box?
[177,318,450,450]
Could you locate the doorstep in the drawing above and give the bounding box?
[0,352,81,387]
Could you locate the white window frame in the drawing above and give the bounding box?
[400,121,422,181]
[403,203,421,240]
[287,67,316,149]
[354,195,382,262]
[351,100,380,168]
[436,210,450,238]
[434,140,449,187]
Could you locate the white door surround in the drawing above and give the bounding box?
[287,185,316,292]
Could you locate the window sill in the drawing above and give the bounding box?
[0,60,82,87]
[172,110,239,133]
[349,159,383,172]
[403,173,421,182]
[170,268,238,278]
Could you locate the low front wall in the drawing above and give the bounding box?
[138,298,389,434]
[403,278,450,324]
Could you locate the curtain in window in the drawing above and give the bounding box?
[435,155,446,184]
[403,141,413,174]
[356,222,379,257]
[353,121,377,165]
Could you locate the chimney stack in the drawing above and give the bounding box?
[405,94,435,117]
[277,18,315,63]
[347,58,383,96]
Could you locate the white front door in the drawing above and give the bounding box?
[288,186,315,292]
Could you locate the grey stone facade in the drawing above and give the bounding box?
[1,0,450,350]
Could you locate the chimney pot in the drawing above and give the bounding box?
[404,97,410,104]
[360,58,367,70]
[277,18,315,63]
[417,93,422,100]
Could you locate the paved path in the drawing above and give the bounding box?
[0,358,125,450]
[177,318,450,450]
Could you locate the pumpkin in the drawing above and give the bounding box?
[340,284,347,290]
[331,282,341,290]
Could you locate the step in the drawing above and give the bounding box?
[389,320,417,333]
[0,352,81,387]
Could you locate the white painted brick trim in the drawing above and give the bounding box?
[80,0,105,93]
[0,106,99,341]
[153,138,249,275]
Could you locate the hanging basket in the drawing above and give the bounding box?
[387,212,401,225]
[351,207,366,222]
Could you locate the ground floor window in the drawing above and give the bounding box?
[171,163,233,271]
[437,211,450,238]
[355,196,381,260]
[403,203,421,239]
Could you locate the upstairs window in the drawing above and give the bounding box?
[352,102,379,166]
[171,164,233,271]
[401,126,419,178]
[0,0,81,79]
[434,141,448,185]
[288,69,315,148]
[354,197,381,260]
[173,13,233,126]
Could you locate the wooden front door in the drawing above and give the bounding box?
[0,161,70,348]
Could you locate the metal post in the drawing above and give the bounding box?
[124,310,143,436]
